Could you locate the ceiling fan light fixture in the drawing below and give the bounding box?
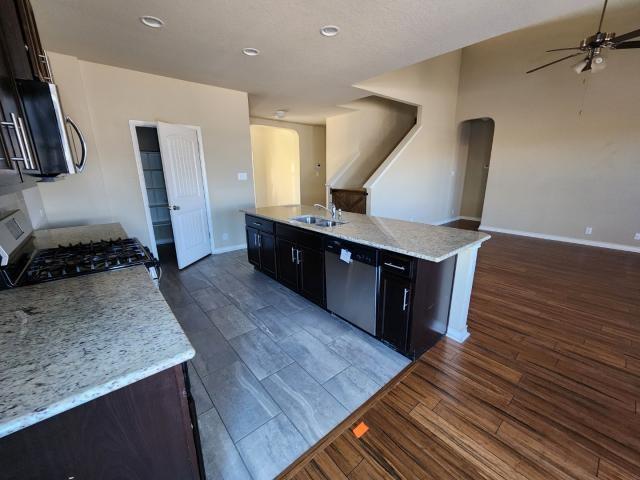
[591,55,606,72]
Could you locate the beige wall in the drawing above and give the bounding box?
[250,125,300,207]
[456,7,640,247]
[355,51,463,223]
[326,96,416,189]
[250,117,325,206]
[38,52,254,251]
[460,119,494,219]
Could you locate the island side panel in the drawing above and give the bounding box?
[446,246,480,343]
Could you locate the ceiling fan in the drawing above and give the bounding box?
[527,0,640,74]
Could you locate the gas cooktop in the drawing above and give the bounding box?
[24,238,155,285]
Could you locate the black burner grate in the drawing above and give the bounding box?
[24,238,154,284]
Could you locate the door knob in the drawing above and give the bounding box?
[168,205,180,210]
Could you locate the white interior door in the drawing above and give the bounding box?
[157,122,211,269]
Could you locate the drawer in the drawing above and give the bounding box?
[245,214,274,233]
[276,223,323,251]
[380,251,414,279]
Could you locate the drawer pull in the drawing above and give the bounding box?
[384,262,405,271]
[253,222,262,226]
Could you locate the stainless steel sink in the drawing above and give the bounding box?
[291,215,345,227]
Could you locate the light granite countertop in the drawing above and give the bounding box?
[0,224,194,439]
[243,205,490,262]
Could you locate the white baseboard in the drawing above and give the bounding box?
[446,327,470,343]
[480,225,640,254]
[432,215,480,226]
[213,243,247,254]
[432,216,459,226]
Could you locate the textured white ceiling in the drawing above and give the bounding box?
[32,0,608,124]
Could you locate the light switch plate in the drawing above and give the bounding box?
[635,233,640,240]
[237,172,248,181]
[585,226,592,235]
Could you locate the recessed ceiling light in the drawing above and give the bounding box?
[274,110,287,119]
[242,47,260,56]
[320,25,340,37]
[140,16,164,28]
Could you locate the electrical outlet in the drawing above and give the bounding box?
[222,233,229,240]
[585,226,593,235]
[237,172,248,181]
[634,232,640,241]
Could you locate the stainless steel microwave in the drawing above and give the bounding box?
[16,79,86,179]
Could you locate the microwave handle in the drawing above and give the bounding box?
[65,116,87,172]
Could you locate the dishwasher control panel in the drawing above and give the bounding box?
[324,237,378,267]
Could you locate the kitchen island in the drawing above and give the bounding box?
[243,205,490,352]
[0,224,201,479]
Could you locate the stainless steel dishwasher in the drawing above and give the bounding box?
[325,237,378,335]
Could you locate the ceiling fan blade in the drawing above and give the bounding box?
[612,28,640,44]
[597,0,608,32]
[526,53,583,74]
[614,40,640,49]
[546,47,581,52]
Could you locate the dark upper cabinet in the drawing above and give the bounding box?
[245,215,277,279]
[0,0,50,82]
[379,269,411,352]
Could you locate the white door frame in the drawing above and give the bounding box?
[129,120,215,260]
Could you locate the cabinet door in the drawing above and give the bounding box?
[0,35,23,186]
[14,0,50,81]
[259,231,276,277]
[246,227,260,267]
[298,246,324,306]
[0,0,34,80]
[276,237,298,291]
[379,271,411,352]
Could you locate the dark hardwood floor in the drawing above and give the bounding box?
[280,232,640,479]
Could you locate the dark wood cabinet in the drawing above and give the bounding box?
[0,364,204,480]
[378,251,456,358]
[0,0,45,188]
[245,216,277,278]
[275,236,298,290]
[273,222,325,306]
[259,231,276,276]
[0,0,49,82]
[379,270,411,352]
[246,226,260,267]
[298,245,324,305]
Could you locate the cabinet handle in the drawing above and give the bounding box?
[1,113,34,169]
[296,249,302,265]
[384,262,405,271]
[38,52,54,82]
[402,288,409,311]
[257,234,262,247]
[291,246,296,263]
[16,116,36,170]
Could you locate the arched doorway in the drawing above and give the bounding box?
[250,125,301,207]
